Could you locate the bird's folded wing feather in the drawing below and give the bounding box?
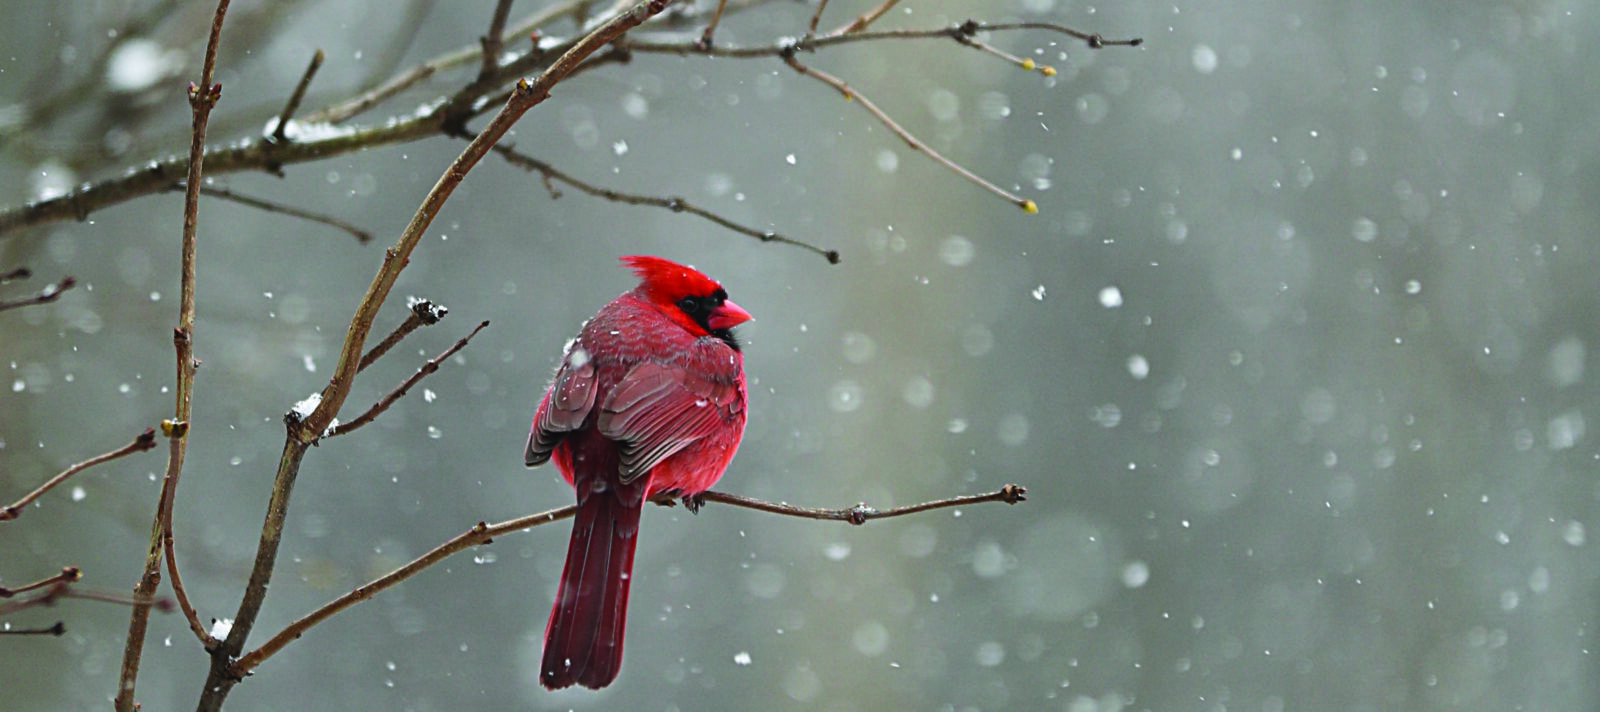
[525,356,599,466]
[598,359,742,482]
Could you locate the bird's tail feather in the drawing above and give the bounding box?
[541,487,642,690]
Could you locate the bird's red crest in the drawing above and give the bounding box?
[620,255,724,305]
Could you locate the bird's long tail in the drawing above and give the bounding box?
[540,482,643,690]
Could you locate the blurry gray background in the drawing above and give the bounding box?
[2,0,1597,710]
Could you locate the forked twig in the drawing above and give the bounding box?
[325,320,489,438]
[358,298,451,373]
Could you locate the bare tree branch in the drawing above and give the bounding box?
[183,185,373,243]
[359,298,451,373]
[272,50,326,143]
[686,483,1028,523]
[480,0,517,80]
[491,144,840,263]
[698,0,730,48]
[806,0,832,38]
[0,567,81,597]
[831,0,900,35]
[0,276,76,314]
[326,320,490,439]
[782,51,1038,213]
[0,430,158,521]
[0,621,66,636]
[229,483,1025,677]
[117,2,233,707]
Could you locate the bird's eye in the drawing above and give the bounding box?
[677,297,700,313]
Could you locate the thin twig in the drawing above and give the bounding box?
[0,583,71,617]
[182,185,373,243]
[272,49,326,142]
[118,2,232,707]
[0,267,29,282]
[0,622,65,636]
[231,483,1024,677]
[689,483,1028,524]
[492,145,840,263]
[359,298,450,373]
[831,0,900,35]
[0,567,81,597]
[327,320,490,439]
[480,0,517,79]
[698,0,729,48]
[0,276,76,314]
[956,34,1057,76]
[357,0,441,97]
[806,0,831,38]
[623,21,1142,58]
[0,430,157,521]
[782,52,1038,213]
[230,506,577,677]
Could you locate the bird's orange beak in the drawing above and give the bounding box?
[707,299,753,330]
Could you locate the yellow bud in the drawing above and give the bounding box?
[1021,58,1036,71]
[1021,200,1039,214]
[1041,65,1058,77]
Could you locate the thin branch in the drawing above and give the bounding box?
[0,622,65,636]
[0,267,29,282]
[623,21,1142,58]
[831,0,900,35]
[359,298,451,373]
[806,0,831,38]
[955,34,1057,76]
[230,505,578,678]
[491,145,840,263]
[698,0,729,48]
[118,2,232,707]
[0,430,158,521]
[0,583,71,617]
[689,483,1028,524]
[183,185,373,243]
[782,52,1038,213]
[0,276,76,314]
[327,320,490,439]
[480,0,517,79]
[0,567,81,597]
[231,483,1023,677]
[272,49,326,143]
[356,0,441,97]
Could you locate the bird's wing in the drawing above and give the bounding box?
[525,352,600,467]
[598,359,743,483]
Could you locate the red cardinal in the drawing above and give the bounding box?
[525,255,751,690]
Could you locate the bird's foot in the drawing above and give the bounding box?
[682,493,706,514]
